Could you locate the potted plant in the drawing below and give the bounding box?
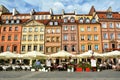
[85,62,91,72]
[67,65,74,72]
[76,62,83,72]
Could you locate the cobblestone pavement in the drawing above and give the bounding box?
[0,70,120,80]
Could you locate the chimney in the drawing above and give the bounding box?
[12,8,16,16]
[50,8,53,15]
[62,9,65,15]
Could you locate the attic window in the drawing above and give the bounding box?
[70,18,75,22]
[64,18,68,23]
[85,18,90,23]
[11,20,14,24]
[54,22,58,25]
[79,18,83,23]
[107,12,112,18]
[6,20,9,24]
[91,18,96,23]
[50,22,53,25]
[16,20,20,24]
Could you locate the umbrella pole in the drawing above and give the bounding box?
[29,59,32,66]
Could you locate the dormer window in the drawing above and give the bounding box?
[64,18,68,23]
[50,22,53,25]
[107,12,112,18]
[79,18,83,23]
[54,22,58,25]
[11,20,14,24]
[70,18,75,23]
[6,20,9,24]
[85,18,90,23]
[91,18,96,23]
[16,20,20,24]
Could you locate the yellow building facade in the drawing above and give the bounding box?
[21,20,45,54]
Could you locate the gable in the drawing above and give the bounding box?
[25,20,44,26]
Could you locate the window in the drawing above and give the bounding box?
[102,23,107,28]
[81,45,85,51]
[16,20,20,23]
[107,13,112,18]
[34,45,37,51]
[45,15,48,19]
[28,35,32,41]
[3,27,6,31]
[88,35,91,40]
[85,18,90,23]
[118,44,120,48]
[87,27,91,31]
[15,27,18,31]
[11,20,14,24]
[104,43,108,49]
[50,22,53,25]
[29,28,32,32]
[51,47,54,52]
[6,20,9,24]
[94,35,98,40]
[91,18,96,23]
[80,27,84,32]
[109,23,113,28]
[40,34,44,41]
[51,37,54,42]
[94,27,97,31]
[22,46,25,51]
[70,18,75,22]
[51,29,55,33]
[71,25,75,30]
[40,28,44,32]
[71,45,75,51]
[6,46,10,51]
[81,35,84,40]
[71,34,75,41]
[13,46,17,51]
[9,27,12,31]
[116,23,120,28]
[46,47,50,53]
[54,22,58,25]
[46,37,50,42]
[64,45,67,51]
[56,29,60,33]
[23,28,27,32]
[79,18,83,23]
[56,37,59,42]
[2,36,5,41]
[8,36,11,41]
[118,34,120,39]
[39,45,43,51]
[110,33,114,39]
[34,28,38,32]
[28,45,31,51]
[103,33,108,39]
[88,45,91,50]
[22,35,26,41]
[64,18,68,23]
[63,34,68,40]
[56,47,60,52]
[64,26,68,30]
[34,35,38,41]
[94,45,98,50]
[14,35,18,41]
[47,29,50,33]
[1,46,4,52]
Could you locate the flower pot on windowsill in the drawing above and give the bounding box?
[85,68,91,72]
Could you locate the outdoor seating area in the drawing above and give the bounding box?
[0,50,120,72]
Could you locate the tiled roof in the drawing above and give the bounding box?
[34,12,50,15]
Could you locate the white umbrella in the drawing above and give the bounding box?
[0,51,16,59]
[23,51,46,59]
[50,50,75,58]
[77,50,102,58]
[102,50,120,57]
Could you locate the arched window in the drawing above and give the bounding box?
[70,17,75,23]
[64,18,68,23]
[91,18,96,23]
[79,18,83,23]
[85,18,90,23]
[71,45,75,52]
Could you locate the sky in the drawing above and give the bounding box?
[0,0,120,14]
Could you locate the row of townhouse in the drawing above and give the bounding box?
[0,5,120,54]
